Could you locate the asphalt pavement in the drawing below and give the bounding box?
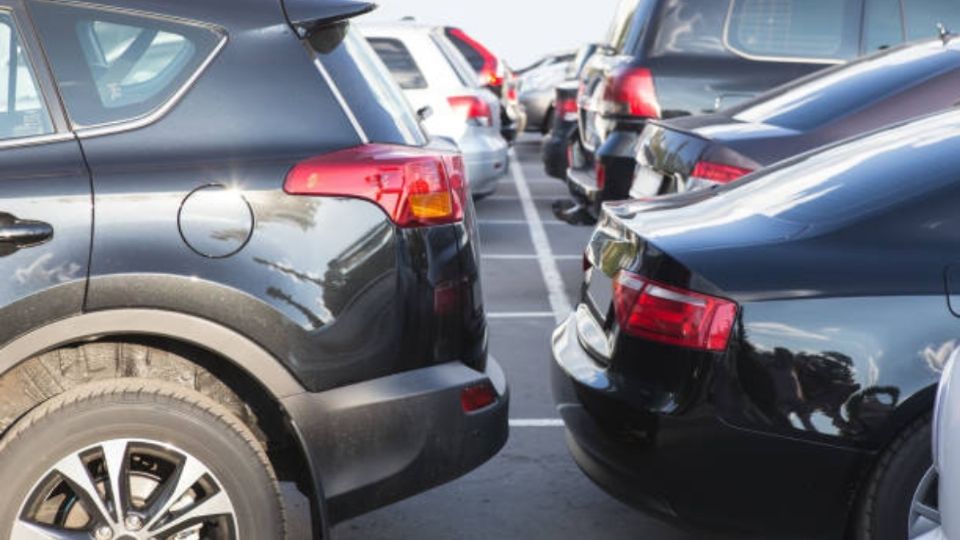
[333,136,708,540]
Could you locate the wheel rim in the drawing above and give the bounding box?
[13,438,238,540]
[908,467,941,539]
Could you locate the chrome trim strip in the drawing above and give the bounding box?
[311,54,369,144]
[76,30,228,139]
[722,0,846,66]
[0,132,74,150]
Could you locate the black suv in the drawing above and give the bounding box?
[0,1,508,538]
[566,0,960,218]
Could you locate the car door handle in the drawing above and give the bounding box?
[0,219,53,247]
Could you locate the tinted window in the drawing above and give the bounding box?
[726,0,859,60]
[732,42,957,130]
[903,0,960,41]
[0,12,52,140]
[367,38,428,90]
[311,23,426,146]
[445,29,485,72]
[29,1,221,128]
[864,0,905,52]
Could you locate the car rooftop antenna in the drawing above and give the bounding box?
[938,22,952,45]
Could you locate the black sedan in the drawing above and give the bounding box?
[631,37,960,198]
[552,108,960,539]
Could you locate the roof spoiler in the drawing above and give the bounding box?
[282,0,377,37]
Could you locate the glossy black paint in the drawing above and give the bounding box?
[0,0,506,534]
[553,109,960,537]
[542,82,580,179]
[568,0,903,215]
[634,38,960,197]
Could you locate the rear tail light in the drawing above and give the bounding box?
[506,85,518,102]
[448,95,493,127]
[284,144,466,228]
[557,97,578,121]
[596,162,606,190]
[613,271,737,352]
[690,160,753,185]
[601,66,660,119]
[461,382,497,412]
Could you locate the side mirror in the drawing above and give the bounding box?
[417,106,433,122]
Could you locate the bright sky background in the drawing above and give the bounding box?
[366,0,623,70]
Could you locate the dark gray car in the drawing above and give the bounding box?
[631,37,960,197]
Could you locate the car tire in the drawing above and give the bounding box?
[542,107,554,134]
[854,414,932,540]
[0,379,285,539]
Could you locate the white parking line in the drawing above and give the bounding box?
[509,419,565,427]
[487,312,555,319]
[510,150,573,324]
[483,254,581,261]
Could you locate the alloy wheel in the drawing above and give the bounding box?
[908,467,941,539]
[12,438,238,540]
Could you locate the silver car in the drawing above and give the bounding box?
[363,22,509,198]
[517,50,575,133]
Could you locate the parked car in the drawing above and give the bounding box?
[919,350,960,540]
[519,49,576,133]
[566,0,960,219]
[631,37,960,199]
[516,49,576,76]
[364,21,510,198]
[445,26,527,142]
[542,43,602,180]
[552,108,960,539]
[0,1,508,538]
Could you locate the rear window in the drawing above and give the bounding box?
[367,38,428,90]
[726,0,860,61]
[311,23,426,146]
[732,42,958,130]
[29,0,222,128]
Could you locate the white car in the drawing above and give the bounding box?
[362,21,509,198]
[917,349,960,539]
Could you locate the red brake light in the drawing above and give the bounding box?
[595,162,607,190]
[461,383,497,412]
[601,66,660,119]
[690,161,753,184]
[284,144,465,228]
[557,97,578,120]
[448,95,493,127]
[612,271,737,352]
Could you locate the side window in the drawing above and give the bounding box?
[0,12,53,141]
[864,0,905,52]
[726,0,860,61]
[28,1,222,128]
[367,38,428,90]
[903,0,960,41]
[444,29,484,72]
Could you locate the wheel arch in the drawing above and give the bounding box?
[0,308,330,538]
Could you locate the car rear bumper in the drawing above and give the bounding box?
[283,357,509,526]
[550,314,864,538]
[465,145,509,197]
[566,165,600,213]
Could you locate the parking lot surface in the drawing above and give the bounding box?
[333,137,709,540]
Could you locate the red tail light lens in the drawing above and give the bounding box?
[506,85,518,102]
[601,66,660,119]
[284,144,465,228]
[613,271,737,352]
[461,383,497,412]
[690,161,753,185]
[557,97,578,121]
[595,162,607,190]
[448,96,493,127]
